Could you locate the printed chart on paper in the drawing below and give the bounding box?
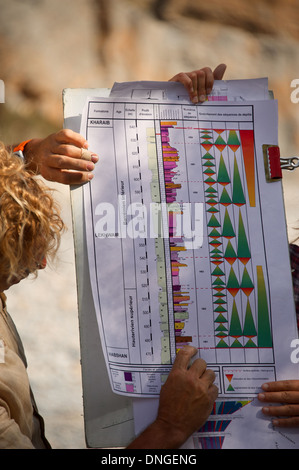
[80,85,299,448]
[81,94,298,407]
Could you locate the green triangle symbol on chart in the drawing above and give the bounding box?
[214,313,228,323]
[215,134,226,143]
[215,323,228,332]
[205,177,217,185]
[232,156,246,206]
[216,332,228,338]
[212,277,225,287]
[237,210,251,263]
[214,298,226,305]
[212,266,225,276]
[203,160,215,167]
[216,339,229,348]
[240,267,254,296]
[206,198,218,206]
[243,299,257,338]
[227,130,240,152]
[215,135,227,152]
[222,208,235,238]
[227,267,239,286]
[214,305,227,313]
[219,187,232,206]
[217,154,230,185]
[224,240,237,265]
[204,168,216,175]
[209,228,221,238]
[257,266,272,348]
[205,186,217,194]
[229,300,243,337]
[207,207,219,213]
[227,384,235,391]
[227,267,239,296]
[208,214,221,228]
[202,152,214,160]
[230,339,243,348]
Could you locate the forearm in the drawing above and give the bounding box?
[126,419,186,450]
[9,130,98,184]
[127,349,218,449]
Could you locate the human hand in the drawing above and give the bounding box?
[258,380,299,427]
[155,346,218,446]
[126,345,218,449]
[169,63,227,103]
[23,129,98,185]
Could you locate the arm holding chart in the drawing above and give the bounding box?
[258,380,299,427]
[9,65,225,185]
[169,63,227,103]
[127,346,218,449]
[10,129,99,185]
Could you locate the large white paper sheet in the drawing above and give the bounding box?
[80,83,299,448]
[110,77,270,101]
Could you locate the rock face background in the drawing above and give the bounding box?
[0,0,299,448]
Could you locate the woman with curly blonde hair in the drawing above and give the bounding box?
[0,142,64,448]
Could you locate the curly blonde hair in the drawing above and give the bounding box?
[0,142,65,285]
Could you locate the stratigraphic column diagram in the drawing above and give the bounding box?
[160,122,193,351]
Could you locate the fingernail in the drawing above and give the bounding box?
[262,383,269,390]
[83,142,89,149]
[88,173,94,180]
[262,407,270,414]
[87,162,95,171]
[199,94,206,102]
[192,95,198,103]
[91,154,99,163]
[258,393,265,400]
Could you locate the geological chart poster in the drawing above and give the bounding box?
[81,97,298,409]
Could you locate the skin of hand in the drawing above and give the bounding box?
[19,65,225,185]
[127,346,218,449]
[23,129,99,185]
[169,63,227,103]
[258,380,299,427]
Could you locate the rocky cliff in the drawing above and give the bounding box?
[0,0,298,155]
